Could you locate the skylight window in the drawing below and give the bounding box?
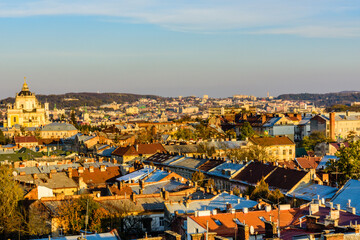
[214,219,222,226]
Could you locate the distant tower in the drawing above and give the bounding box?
[267,91,270,98]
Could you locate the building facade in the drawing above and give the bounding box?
[4,79,49,128]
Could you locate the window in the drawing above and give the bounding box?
[214,219,222,226]
[159,217,164,227]
[289,149,293,155]
[283,150,286,155]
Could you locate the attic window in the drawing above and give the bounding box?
[233,218,242,225]
[214,219,222,226]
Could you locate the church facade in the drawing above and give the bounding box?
[4,79,49,128]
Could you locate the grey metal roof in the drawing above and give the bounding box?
[165,192,257,214]
[316,155,338,170]
[171,157,208,169]
[131,180,186,195]
[287,182,338,201]
[41,122,77,131]
[15,163,81,175]
[34,232,118,240]
[208,162,246,178]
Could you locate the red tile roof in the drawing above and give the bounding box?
[71,166,121,187]
[112,143,166,157]
[295,157,321,170]
[250,136,295,146]
[15,136,38,143]
[278,161,297,170]
[189,208,301,237]
[197,159,224,171]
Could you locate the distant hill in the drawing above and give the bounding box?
[277,91,360,106]
[0,92,161,109]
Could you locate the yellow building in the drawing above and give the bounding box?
[5,78,49,128]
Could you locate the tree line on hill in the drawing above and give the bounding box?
[277,91,360,107]
[0,92,161,109]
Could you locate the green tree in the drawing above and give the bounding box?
[269,189,284,204]
[225,129,236,140]
[250,177,270,200]
[232,187,240,196]
[70,110,78,128]
[346,131,357,142]
[197,143,216,157]
[56,196,106,235]
[174,128,195,141]
[191,171,205,187]
[250,177,284,203]
[0,129,11,145]
[227,144,275,162]
[301,131,329,151]
[239,121,255,140]
[0,166,24,238]
[326,140,360,186]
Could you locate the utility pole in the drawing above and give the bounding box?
[206,220,209,240]
[85,199,89,239]
[277,200,280,238]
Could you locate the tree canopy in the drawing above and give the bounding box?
[239,121,255,140]
[227,144,275,162]
[0,166,24,238]
[301,131,329,151]
[326,140,360,186]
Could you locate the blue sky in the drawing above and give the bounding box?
[0,0,359,98]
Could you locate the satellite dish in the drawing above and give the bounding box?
[96,193,100,198]
[12,171,18,176]
[250,226,254,235]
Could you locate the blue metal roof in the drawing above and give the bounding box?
[331,179,360,215]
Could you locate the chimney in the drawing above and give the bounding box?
[100,165,106,172]
[226,203,232,212]
[130,193,136,202]
[48,173,52,179]
[309,203,319,215]
[236,222,250,240]
[261,115,267,124]
[78,167,84,173]
[265,205,272,212]
[347,199,356,214]
[329,112,336,141]
[163,191,169,200]
[243,207,248,214]
[296,113,302,121]
[325,208,340,227]
[68,168,73,178]
[264,220,278,239]
[135,144,139,152]
[243,113,248,121]
[89,166,94,173]
[33,173,38,180]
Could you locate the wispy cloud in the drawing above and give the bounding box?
[0,0,359,37]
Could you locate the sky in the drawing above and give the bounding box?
[0,0,359,98]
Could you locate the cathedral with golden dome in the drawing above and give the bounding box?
[4,78,49,127]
